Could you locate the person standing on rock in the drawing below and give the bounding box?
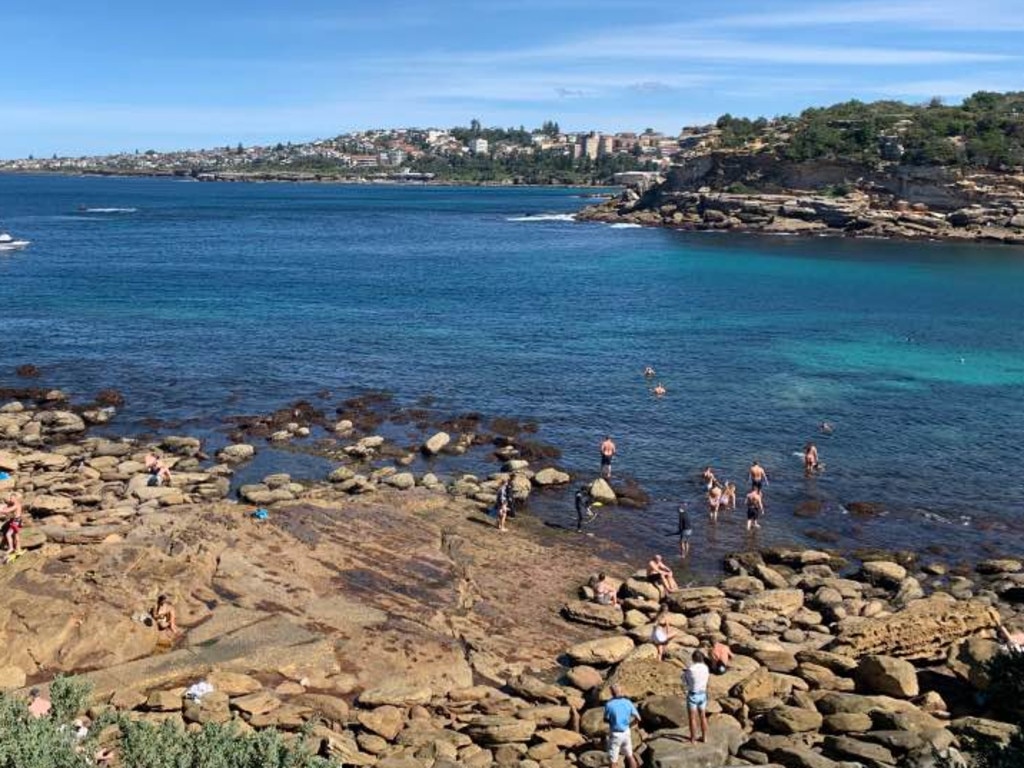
[1,493,24,561]
[495,479,513,532]
[745,487,764,531]
[603,684,640,768]
[683,650,711,744]
[600,436,616,480]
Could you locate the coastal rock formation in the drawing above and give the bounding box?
[578,156,1024,245]
[827,597,1000,659]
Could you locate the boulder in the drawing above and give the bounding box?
[666,586,728,616]
[731,666,775,703]
[566,665,603,692]
[384,472,416,490]
[767,745,841,768]
[861,561,907,588]
[36,410,86,434]
[828,597,999,659]
[27,494,74,515]
[640,694,688,729]
[463,716,536,745]
[358,705,405,741]
[623,577,661,603]
[742,589,805,618]
[822,735,896,768]
[645,715,744,767]
[206,671,262,696]
[533,467,570,486]
[602,657,682,700]
[422,432,451,456]
[588,478,616,504]
[765,705,824,734]
[565,636,635,666]
[359,681,433,707]
[855,655,919,698]
[822,712,873,734]
[560,601,623,630]
[217,443,255,464]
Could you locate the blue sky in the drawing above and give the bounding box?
[4,0,1023,158]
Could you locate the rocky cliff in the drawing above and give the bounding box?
[580,152,1024,244]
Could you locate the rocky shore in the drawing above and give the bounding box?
[577,159,1024,245]
[1,388,1022,766]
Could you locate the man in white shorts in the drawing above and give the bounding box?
[603,684,640,768]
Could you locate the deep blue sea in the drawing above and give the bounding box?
[2,174,1024,574]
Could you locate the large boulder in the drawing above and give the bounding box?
[666,587,727,616]
[765,705,824,734]
[217,443,255,464]
[533,468,570,486]
[561,601,623,629]
[463,716,536,745]
[855,655,919,698]
[828,597,1000,659]
[589,478,616,504]
[741,589,805,618]
[565,636,635,666]
[644,715,744,768]
[861,561,907,588]
[422,432,451,456]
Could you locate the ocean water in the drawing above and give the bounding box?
[2,174,1024,574]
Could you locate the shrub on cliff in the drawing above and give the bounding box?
[955,651,1024,767]
[0,676,337,768]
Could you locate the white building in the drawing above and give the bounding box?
[470,138,489,154]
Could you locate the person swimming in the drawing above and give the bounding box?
[643,366,656,378]
[652,383,666,398]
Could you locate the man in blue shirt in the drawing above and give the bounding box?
[603,684,640,768]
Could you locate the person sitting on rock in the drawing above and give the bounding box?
[152,594,179,635]
[144,452,172,487]
[646,554,678,597]
[1,493,24,560]
[593,572,619,607]
[650,606,677,661]
[709,636,733,674]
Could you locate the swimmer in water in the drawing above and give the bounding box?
[804,443,820,475]
[652,383,666,398]
[819,421,834,435]
[643,366,656,378]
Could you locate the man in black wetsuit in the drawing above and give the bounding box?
[677,504,693,558]
[575,486,594,532]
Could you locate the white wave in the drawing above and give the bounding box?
[82,207,138,213]
[506,213,576,222]
[608,223,642,229]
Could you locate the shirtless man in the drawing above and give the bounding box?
[745,487,764,531]
[28,688,52,718]
[652,383,666,398]
[749,461,768,492]
[600,436,616,480]
[152,594,179,635]
[804,443,820,475]
[1,494,24,559]
[709,638,733,674]
[646,554,678,596]
[144,452,172,487]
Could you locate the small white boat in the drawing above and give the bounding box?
[0,233,30,251]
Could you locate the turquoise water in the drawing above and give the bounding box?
[2,174,1023,571]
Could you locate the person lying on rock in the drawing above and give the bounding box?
[28,687,51,718]
[152,594,179,635]
[646,554,678,597]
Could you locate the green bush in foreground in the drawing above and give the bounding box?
[0,677,337,768]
